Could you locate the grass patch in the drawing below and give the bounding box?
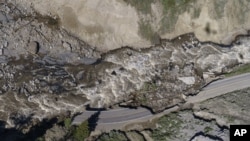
[204,126,213,134]
[212,0,227,19]
[159,0,197,33]
[135,81,158,104]
[64,118,72,129]
[224,64,250,77]
[151,113,183,141]
[161,0,196,13]
[142,82,158,92]
[124,0,154,14]
[97,130,128,141]
[138,20,154,40]
[192,7,201,18]
[138,20,160,44]
[126,0,199,42]
[35,13,60,29]
[226,115,236,123]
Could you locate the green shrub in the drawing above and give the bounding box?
[204,126,213,134]
[151,113,183,141]
[73,121,90,141]
[64,118,71,129]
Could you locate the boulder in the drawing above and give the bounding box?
[27,41,39,54]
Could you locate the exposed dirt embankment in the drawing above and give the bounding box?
[15,0,250,51]
[15,0,149,51]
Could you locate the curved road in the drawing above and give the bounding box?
[187,73,250,103]
[72,73,250,127]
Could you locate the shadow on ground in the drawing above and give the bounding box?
[0,118,58,141]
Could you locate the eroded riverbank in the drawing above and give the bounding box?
[1,1,250,140]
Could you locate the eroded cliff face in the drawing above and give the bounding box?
[15,0,250,51]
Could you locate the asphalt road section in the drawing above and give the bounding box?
[187,73,250,103]
[72,73,250,128]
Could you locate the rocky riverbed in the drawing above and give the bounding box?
[1,0,250,140]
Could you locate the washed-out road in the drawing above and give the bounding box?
[72,73,250,129]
